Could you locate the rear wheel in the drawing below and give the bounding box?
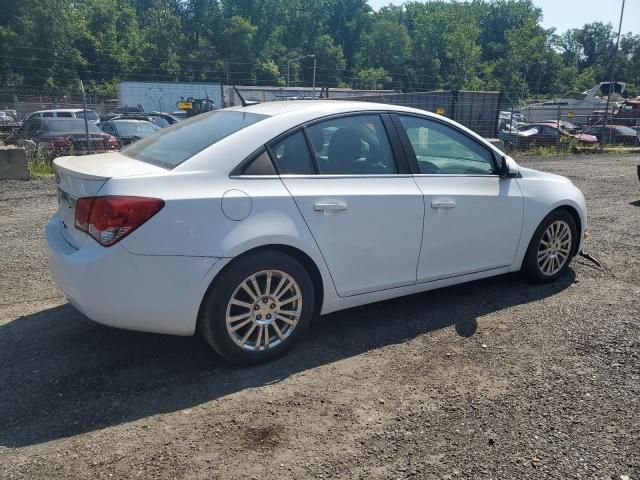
[199,251,315,365]
[522,210,577,283]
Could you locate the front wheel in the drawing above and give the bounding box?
[522,210,577,283]
[198,251,315,365]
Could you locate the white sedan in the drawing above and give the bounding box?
[47,101,587,364]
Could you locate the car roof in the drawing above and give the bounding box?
[109,119,151,123]
[224,99,434,120]
[178,100,505,173]
[31,108,96,114]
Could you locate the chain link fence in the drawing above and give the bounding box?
[2,85,638,162]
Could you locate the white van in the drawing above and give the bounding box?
[26,109,100,123]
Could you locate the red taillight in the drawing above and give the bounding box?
[74,196,164,247]
[52,136,70,148]
[105,135,118,149]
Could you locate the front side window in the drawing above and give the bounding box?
[398,115,495,175]
[541,126,560,137]
[122,111,267,169]
[306,114,397,174]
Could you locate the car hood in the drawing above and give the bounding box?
[575,133,598,142]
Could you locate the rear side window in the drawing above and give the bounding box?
[240,148,277,175]
[122,111,267,169]
[306,114,397,174]
[269,131,315,174]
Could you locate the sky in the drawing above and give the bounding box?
[367,0,639,35]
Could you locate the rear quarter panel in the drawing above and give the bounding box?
[102,172,339,311]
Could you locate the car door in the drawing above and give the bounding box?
[271,113,424,297]
[392,114,524,282]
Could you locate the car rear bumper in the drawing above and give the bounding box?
[46,214,219,335]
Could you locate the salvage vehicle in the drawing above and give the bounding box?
[583,125,639,145]
[503,122,597,149]
[109,112,181,129]
[47,101,588,365]
[0,111,15,123]
[6,118,118,154]
[97,119,160,146]
[26,109,100,123]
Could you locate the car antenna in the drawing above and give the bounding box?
[233,86,260,107]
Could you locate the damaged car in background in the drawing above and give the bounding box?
[501,122,598,149]
[5,118,119,154]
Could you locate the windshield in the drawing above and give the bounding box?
[46,120,102,133]
[115,122,159,137]
[616,126,637,135]
[122,111,268,169]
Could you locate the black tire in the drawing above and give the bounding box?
[521,209,578,284]
[198,250,315,365]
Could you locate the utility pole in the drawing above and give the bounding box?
[603,0,625,144]
[286,54,316,92]
[80,80,91,155]
[312,56,317,99]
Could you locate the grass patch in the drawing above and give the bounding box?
[510,145,637,157]
[25,148,58,177]
[28,161,55,176]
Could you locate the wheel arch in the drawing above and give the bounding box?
[553,204,582,256]
[520,204,583,272]
[198,243,326,322]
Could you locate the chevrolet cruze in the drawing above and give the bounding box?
[47,101,587,364]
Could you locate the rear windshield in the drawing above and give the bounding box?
[122,111,268,169]
[115,121,160,136]
[76,110,99,121]
[46,120,102,133]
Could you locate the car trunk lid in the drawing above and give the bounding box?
[54,152,167,248]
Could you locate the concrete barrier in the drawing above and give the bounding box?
[0,146,30,180]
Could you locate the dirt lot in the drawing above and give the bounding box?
[0,153,639,479]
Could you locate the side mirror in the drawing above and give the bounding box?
[498,155,520,179]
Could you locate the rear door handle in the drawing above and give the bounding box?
[314,201,348,212]
[431,199,457,209]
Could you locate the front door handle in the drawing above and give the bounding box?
[314,201,348,212]
[431,199,457,209]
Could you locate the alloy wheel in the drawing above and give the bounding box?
[225,270,303,351]
[537,220,572,276]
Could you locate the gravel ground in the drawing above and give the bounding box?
[0,153,639,479]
